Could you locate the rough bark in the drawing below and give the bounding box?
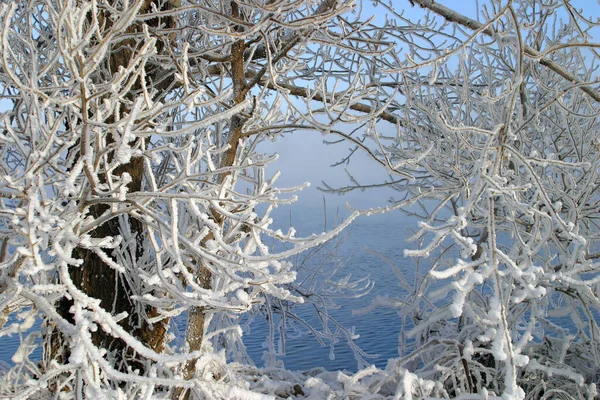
[49,0,178,378]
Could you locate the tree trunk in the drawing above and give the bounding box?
[48,0,177,379]
[178,3,248,397]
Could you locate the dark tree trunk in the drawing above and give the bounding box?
[48,0,178,380]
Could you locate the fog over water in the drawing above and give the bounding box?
[238,131,421,371]
[242,208,419,372]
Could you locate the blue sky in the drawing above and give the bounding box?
[259,0,600,215]
[258,1,440,213]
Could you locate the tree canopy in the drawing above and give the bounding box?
[1,0,600,399]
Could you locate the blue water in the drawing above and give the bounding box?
[0,207,422,372]
[240,206,420,371]
[1,204,593,375]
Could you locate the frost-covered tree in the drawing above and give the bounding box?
[329,0,600,398]
[4,0,600,399]
[0,0,394,398]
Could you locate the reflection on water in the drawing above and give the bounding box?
[0,208,422,372]
[241,208,419,371]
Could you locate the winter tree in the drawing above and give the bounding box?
[0,0,391,398]
[328,0,600,398]
[2,0,600,399]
